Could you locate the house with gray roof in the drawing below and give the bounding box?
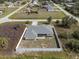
[42,1,53,11]
[43,4,53,11]
[24,25,53,40]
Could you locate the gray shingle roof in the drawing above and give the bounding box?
[24,25,53,39]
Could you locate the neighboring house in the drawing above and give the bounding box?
[24,25,53,40]
[32,0,38,5]
[43,4,53,11]
[42,1,53,11]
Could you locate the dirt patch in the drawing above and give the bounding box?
[0,22,26,55]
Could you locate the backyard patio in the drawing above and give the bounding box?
[19,37,57,48]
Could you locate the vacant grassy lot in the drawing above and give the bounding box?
[9,2,65,19]
[0,22,26,55]
[0,7,18,18]
[10,10,65,19]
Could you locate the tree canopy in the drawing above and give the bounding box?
[61,16,78,28]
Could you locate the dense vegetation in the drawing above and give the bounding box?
[60,0,79,16]
[72,2,79,16]
[66,39,79,53]
[58,16,78,28]
[54,16,79,53]
[47,16,52,24]
[72,30,79,40]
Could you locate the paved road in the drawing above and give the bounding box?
[0,17,9,23]
[9,19,61,22]
[8,19,61,26]
[53,3,79,22]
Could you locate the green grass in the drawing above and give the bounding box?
[0,7,18,18]
[0,22,26,26]
[0,56,63,59]
[0,52,72,59]
[9,11,65,19]
[9,1,65,20]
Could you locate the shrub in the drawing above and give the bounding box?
[21,1,26,5]
[66,40,79,52]
[61,16,78,28]
[25,21,31,24]
[47,16,52,24]
[58,32,72,39]
[72,30,79,40]
[55,20,60,24]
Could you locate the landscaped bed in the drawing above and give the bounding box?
[0,22,26,55]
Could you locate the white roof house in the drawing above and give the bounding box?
[32,0,38,5]
[24,25,53,39]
